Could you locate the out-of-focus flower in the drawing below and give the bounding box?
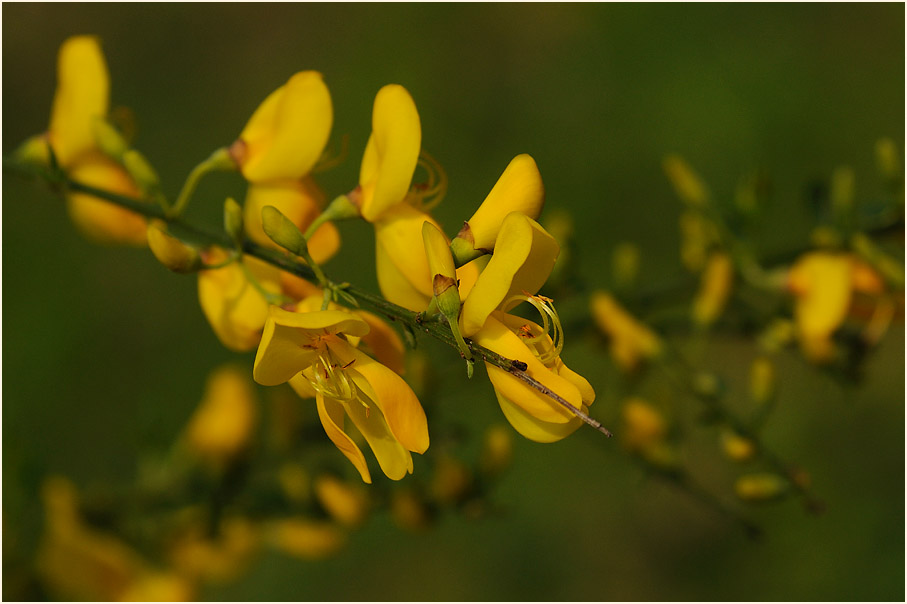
[479,424,514,477]
[430,455,474,505]
[267,518,346,560]
[146,220,202,273]
[314,474,370,527]
[37,477,194,602]
[692,252,734,327]
[197,250,285,352]
[663,154,709,207]
[390,488,433,532]
[184,365,259,468]
[590,291,663,371]
[253,305,428,482]
[720,429,756,462]
[168,516,260,586]
[787,251,886,362]
[43,36,148,245]
[749,356,776,405]
[735,473,788,502]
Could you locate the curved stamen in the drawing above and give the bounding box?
[503,293,565,365]
[408,150,448,212]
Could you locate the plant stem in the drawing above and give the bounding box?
[5,158,613,437]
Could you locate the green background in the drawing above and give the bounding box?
[3,3,904,601]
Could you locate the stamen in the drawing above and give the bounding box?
[308,351,359,401]
[503,293,565,365]
[408,150,448,212]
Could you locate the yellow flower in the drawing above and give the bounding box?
[197,250,280,352]
[37,477,194,602]
[459,211,560,338]
[184,365,259,468]
[233,71,332,183]
[230,71,340,290]
[787,251,886,362]
[356,84,422,223]
[267,518,346,560]
[475,312,595,443]
[46,36,148,246]
[590,291,663,371]
[313,474,370,527]
[691,251,734,326]
[350,84,481,311]
[168,516,259,585]
[450,154,545,265]
[253,305,429,482]
[48,36,109,168]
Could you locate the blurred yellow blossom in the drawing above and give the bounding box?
[184,365,259,468]
[590,291,663,371]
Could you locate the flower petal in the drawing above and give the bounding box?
[374,203,436,311]
[198,252,275,352]
[328,340,429,455]
[66,154,147,246]
[495,390,583,443]
[474,315,580,424]
[354,310,406,375]
[463,154,545,252]
[49,36,109,168]
[253,308,371,386]
[342,394,414,481]
[316,395,371,483]
[460,212,559,338]
[239,71,333,182]
[788,253,853,340]
[358,85,421,222]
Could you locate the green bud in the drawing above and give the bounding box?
[875,138,900,179]
[224,197,244,248]
[13,135,51,166]
[735,473,788,502]
[92,118,129,160]
[450,228,484,268]
[122,149,161,196]
[261,205,309,257]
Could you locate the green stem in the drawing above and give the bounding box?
[168,147,235,218]
[5,158,612,437]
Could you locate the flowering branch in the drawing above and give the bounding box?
[3,156,612,438]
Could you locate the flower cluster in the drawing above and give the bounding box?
[26,36,596,485]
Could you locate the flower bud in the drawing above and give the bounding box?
[612,242,640,290]
[122,149,161,197]
[277,463,311,503]
[260,204,309,257]
[92,118,128,160]
[830,166,855,213]
[749,356,775,405]
[313,474,370,527]
[223,197,244,247]
[267,519,346,560]
[390,488,434,532]
[430,455,473,505]
[663,154,708,207]
[734,473,788,502]
[479,424,514,478]
[621,398,667,453]
[720,429,756,462]
[146,221,202,273]
[875,138,900,179]
[692,252,733,327]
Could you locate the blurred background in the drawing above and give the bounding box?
[3,3,904,600]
